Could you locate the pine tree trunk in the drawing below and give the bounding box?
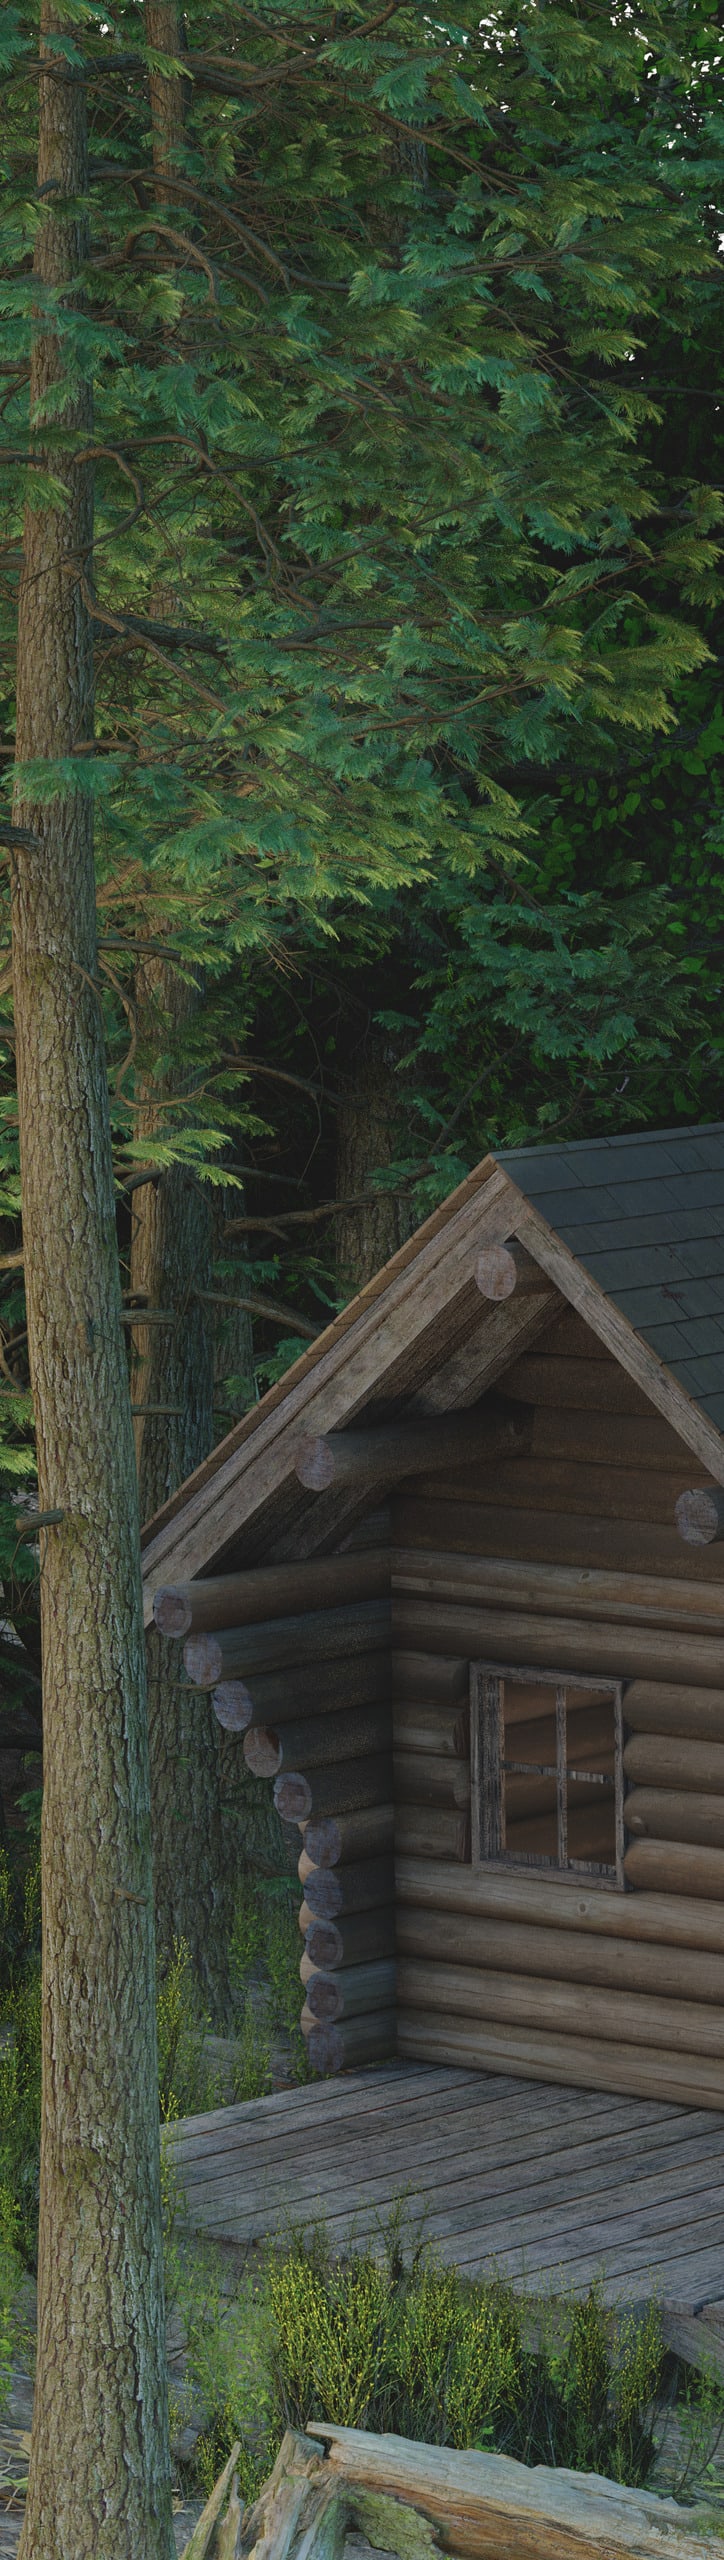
[131,963,235,2016]
[130,6,236,2018]
[13,17,174,2557]
[335,1036,413,1296]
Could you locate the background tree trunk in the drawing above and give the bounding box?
[13,15,174,2556]
[335,1034,414,1296]
[132,5,237,2016]
[131,962,236,2015]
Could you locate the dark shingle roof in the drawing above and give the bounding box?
[497,1122,724,1434]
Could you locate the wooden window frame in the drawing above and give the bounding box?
[470,1661,625,1889]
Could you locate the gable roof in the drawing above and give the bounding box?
[140,1126,724,1614]
[498,1122,724,1434]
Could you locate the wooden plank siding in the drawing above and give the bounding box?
[391,1313,724,2108]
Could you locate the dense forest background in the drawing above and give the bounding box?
[1,0,723,1949]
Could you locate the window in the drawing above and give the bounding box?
[470,1664,624,1885]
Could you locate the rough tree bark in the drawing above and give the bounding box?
[335,1033,414,1296]
[12,15,175,2557]
[131,5,237,2017]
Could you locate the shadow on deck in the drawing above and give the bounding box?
[163,2060,724,2309]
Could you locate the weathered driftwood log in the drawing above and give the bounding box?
[297,1851,395,1921]
[299,1953,397,2024]
[393,1749,470,1811]
[233,1648,390,1727]
[301,2004,397,2076]
[273,1750,393,1826]
[395,1905,724,2007]
[623,1836,724,1899]
[624,1732,724,1793]
[232,2430,350,2560]
[624,1679,724,1742]
[675,1486,724,1547]
[178,2442,242,2559]
[625,1786,724,1849]
[393,1701,470,1758]
[395,1854,724,1952]
[184,1598,389,1689]
[302,1904,396,1972]
[244,1699,390,1780]
[392,1648,468,1704]
[294,1404,531,1493]
[301,1802,395,1868]
[397,2007,724,2108]
[153,1548,388,1636]
[397,1952,724,2058]
[307,2419,717,2560]
[395,1805,470,1861]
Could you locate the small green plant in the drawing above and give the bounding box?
[667,2357,724,2510]
[0,2186,22,2417]
[156,1937,225,2124]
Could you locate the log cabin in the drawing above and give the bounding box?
[141,1121,724,2108]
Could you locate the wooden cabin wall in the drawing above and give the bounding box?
[392,1307,724,2108]
[178,1556,395,2074]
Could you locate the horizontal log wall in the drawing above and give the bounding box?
[173,1571,395,2074]
[391,1310,724,2107]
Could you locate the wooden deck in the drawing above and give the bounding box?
[164,2062,724,2307]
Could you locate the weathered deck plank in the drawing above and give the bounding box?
[164,2062,724,2305]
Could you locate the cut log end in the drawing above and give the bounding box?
[294,1432,336,1491]
[211,1681,254,1734]
[274,1770,312,1822]
[183,1631,223,1689]
[244,1725,283,1778]
[303,2018,344,2076]
[153,1586,192,1637]
[675,1487,724,1547]
[474,1242,518,1302]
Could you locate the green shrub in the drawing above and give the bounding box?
[157,1938,227,2124]
[265,2225,665,2488]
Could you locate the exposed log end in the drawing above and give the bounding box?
[297,1854,343,1921]
[302,2015,344,2075]
[303,1912,344,1970]
[675,1487,724,1547]
[212,1681,254,1734]
[274,1770,312,1822]
[183,1631,223,1688]
[474,1242,518,1302]
[244,1725,282,1778]
[302,1814,343,1868]
[300,1969,343,2025]
[153,1586,192,1636]
[294,1432,336,1491]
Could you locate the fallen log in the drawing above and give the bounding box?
[153,1548,389,1636]
[308,2420,717,2560]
